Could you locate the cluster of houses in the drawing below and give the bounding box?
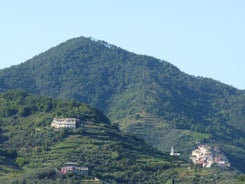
[190,144,230,168]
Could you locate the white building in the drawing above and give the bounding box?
[170,146,180,156]
[51,118,78,129]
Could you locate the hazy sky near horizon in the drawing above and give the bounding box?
[1,1,245,89]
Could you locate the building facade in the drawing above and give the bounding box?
[60,162,88,176]
[51,118,78,129]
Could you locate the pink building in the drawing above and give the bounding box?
[59,162,88,176]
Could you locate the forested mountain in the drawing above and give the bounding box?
[1,90,241,183]
[0,36,244,173]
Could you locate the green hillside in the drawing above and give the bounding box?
[1,90,241,183]
[0,37,244,173]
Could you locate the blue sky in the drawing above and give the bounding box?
[0,1,245,89]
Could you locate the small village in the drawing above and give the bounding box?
[190,144,230,168]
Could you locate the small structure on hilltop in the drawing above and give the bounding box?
[51,118,79,129]
[59,162,88,176]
